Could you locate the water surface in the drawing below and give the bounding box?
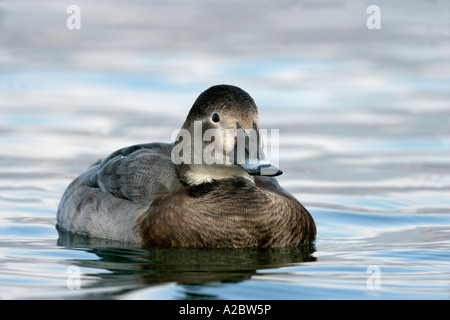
[0,0,449,299]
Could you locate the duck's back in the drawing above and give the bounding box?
[57,143,182,243]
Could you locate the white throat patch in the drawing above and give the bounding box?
[185,164,254,186]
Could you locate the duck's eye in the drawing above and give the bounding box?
[212,113,220,123]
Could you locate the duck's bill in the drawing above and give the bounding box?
[231,123,282,176]
[238,161,283,176]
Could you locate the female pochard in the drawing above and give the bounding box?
[57,85,316,248]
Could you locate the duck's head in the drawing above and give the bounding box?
[172,84,282,186]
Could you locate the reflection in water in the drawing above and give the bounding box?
[57,229,316,299]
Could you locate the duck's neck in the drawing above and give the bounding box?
[184,181,217,197]
[177,164,254,187]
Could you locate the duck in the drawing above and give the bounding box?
[57,84,316,248]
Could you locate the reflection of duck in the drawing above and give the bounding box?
[57,85,316,248]
[57,230,316,293]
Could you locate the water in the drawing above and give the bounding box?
[1,0,449,300]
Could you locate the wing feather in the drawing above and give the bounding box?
[84,143,181,204]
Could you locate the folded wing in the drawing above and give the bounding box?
[84,143,181,204]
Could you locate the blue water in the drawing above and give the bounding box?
[1,0,449,299]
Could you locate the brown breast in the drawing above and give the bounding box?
[136,178,316,248]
